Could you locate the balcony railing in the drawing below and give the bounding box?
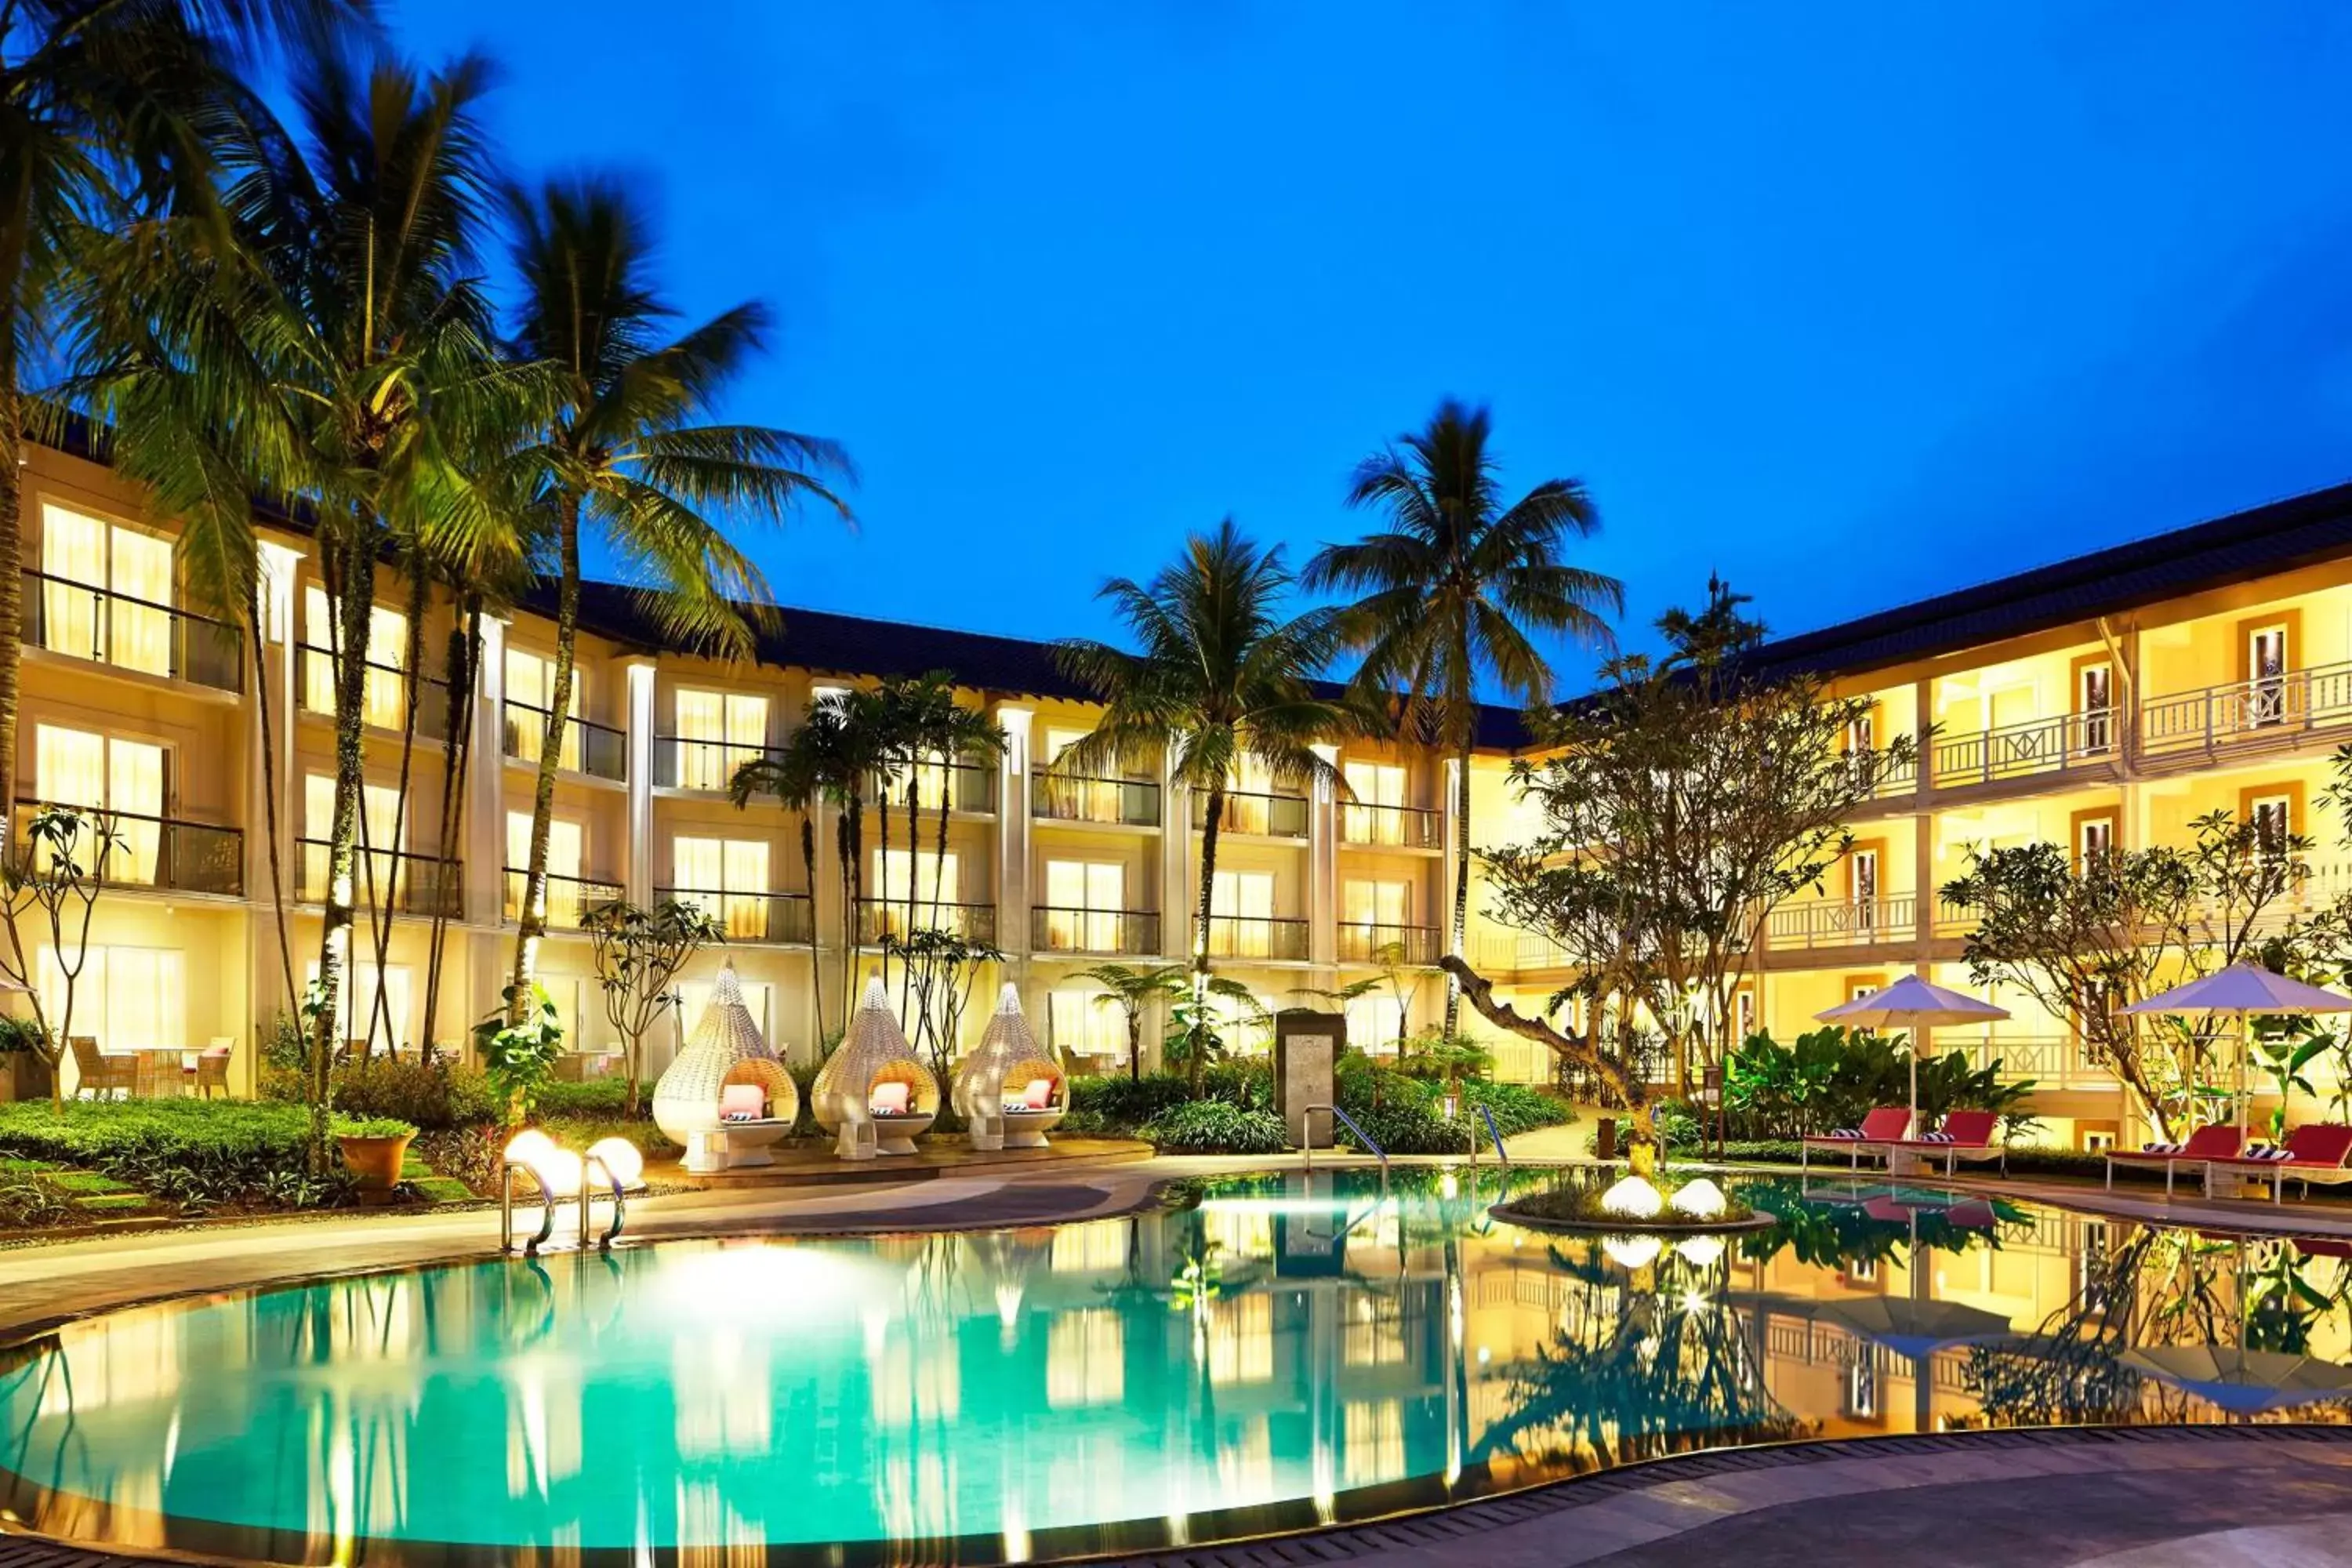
[1205,914,1309,961]
[1932,710,2117,787]
[656,886,813,944]
[870,760,999,815]
[1855,750,1919,799]
[15,801,241,897]
[1031,773,1161,827]
[1765,895,1916,950]
[653,735,783,792]
[1193,790,1308,838]
[2139,662,2352,760]
[1473,929,1576,971]
[1339,801,1442,848]
[297,837,461,917]
[296,644,452,742]
[1339,922,1439,964]
[504,701,627,782]
[1940,1034,2111,1091]
[856,898,997,945]
[503,867,623,930]
[21,569,242,693]
[1032,906,1160,955]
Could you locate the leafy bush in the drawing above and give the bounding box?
[330,1058,499,1129]
[1455,1080,1573,1138]
[1723,1026,2036,1139]
[1337,1098,1471,1156]
[1067,1073,1204,1134]
[533,1076,641,1120]
[332,1115,418,1140]
[0,1102,351,1208]
[541,1116,681,1159]
[1140,1100,1290,1154]
[0,1016,46,1056]
[0,1173,73,1228]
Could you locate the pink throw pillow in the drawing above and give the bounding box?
[870,1080,911,1116]
[1021,1077,1056,1110]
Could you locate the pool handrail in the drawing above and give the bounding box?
[1301,1103,1388,1167]
[1481,1103,1510,1168]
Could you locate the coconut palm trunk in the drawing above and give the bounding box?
[365,572,430,1054]
[1446,737,1472,1040]
[311,542,379,1168]
[248,583,299,1011]
[1189,782,1226,1093]
[508,497,583,1022]
[420,604,478,1055]
[0,382,19,837]
[798,810,823,1036]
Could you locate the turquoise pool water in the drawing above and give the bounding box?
[4,1169,2351,1564]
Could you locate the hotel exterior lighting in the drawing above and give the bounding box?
[1668,1178,1729,1221]
[1599,1174,1664,1220]
[585,1138,645,1251]
[1601,1234,1662,1270]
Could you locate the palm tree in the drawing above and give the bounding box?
[76,49,535,1164]
[1305,400,1622,1038]
[1073,961,1183,1082]
[0,2,365,837]
[503,177,850,1022]
[1055,519,1356,1091]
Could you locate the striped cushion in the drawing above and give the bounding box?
[2245,1145,2296,1162]
[2140,1141,2185,1155]
[1917,1131,1955,1144]
[1826,1128,1862,1139]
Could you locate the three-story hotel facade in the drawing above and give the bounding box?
[20,428,2352,1149]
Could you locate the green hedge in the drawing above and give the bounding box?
[1065,1057,1573,1155]
[1140,1101,1290,1154]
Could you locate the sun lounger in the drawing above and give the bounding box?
[2106,1123,2243,1196]
[1801,1107,1913,1174]
[1882,1110,2007,1178]
[2202,1124,2352,1204]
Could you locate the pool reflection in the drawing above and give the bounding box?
[2,1169,2350,1563]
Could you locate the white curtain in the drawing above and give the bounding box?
[301,586,336,713]
[34,724,103,808]
[1343,760,1406,844]
[1044,859,1123,951]
[1211,870,1275,956]
[508,813,584,924]
[107,739,163,885]
[45,945,185,1054]
[109,528,172,677]
[1048,986,1125,1058]
[300,587,406,726]
[722,839,769,938]
[307,958,412,1054]
[40,505,105,661]
[506,649,581,769]
[675,689,727,789]
[672,834,724,923]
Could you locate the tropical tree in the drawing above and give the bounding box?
[0,0,365,837]
[1306,399,1622,1036]
[503,176,850,1022]
[74,49,539,1167]
[1073,960,1184,1082]
[583,896,724,1115]
[1054,519,1356,1090]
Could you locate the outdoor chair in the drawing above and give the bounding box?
[2201,1124,2352,1204]
[2105,1123,2242,1196]
[187,1040,234,1099]
[1800,1107,1912,1174]
[69,1036,137,1100]
[1882,1110,2008,1178]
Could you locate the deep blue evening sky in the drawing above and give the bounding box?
[390,2,2352,691]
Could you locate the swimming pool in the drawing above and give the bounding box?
[2,1168,2349,1564]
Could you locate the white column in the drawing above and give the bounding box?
[247,540,304,1080]
[468,616,508,927]
[1161,749,1190,964]
[624,659,655,906]
[1308,742,1338,971]
[997,704,1033,966]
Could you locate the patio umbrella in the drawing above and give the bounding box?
[2119,960,2352,1134]
[1817,1297,2015,1361]
[2118,1345,2352,1417]
[1816,974,2009,1130]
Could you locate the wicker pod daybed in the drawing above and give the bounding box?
[811,977,940,1158]
[953,984,1067,1151]
[650,961,800,1172]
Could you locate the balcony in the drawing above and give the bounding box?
[1855,750,1919,800]
[1193,790,1308,838]
[1032,773,1160,828]
[503,867,623,930]
[298,838,461,917]
[1472,929,1577,971]
[504,701,627,782]
[656,886,813,944]
[1032,906,1160,956]
[1765,895,1915,950]
[1931,710,2116,788]
[653,735,782,792]
[1940,1035,2111,1091]
[1339,800,1442,848]
[15,801,241,896]
[23,570,242,692]
[1205,914,1309,961]
[856,898,997,946]
[1338,922,1439,964]
[2140,662,2352,762]
[869,760,998,815]
[297,645,452,742]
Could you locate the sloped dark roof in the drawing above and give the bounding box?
[1735,478,2352,684]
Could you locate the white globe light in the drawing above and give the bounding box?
[1674,1235,1726,1268]
[1599,1174,1664,1220]
[586,1137,645,1189]
[1670,1178,1729,1221]
[502,1129,556,1168]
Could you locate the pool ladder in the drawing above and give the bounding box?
[1300,1104,1388,1167]
[1469,1103,1511,1171]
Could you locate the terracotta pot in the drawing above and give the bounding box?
[337,1133,415,1192]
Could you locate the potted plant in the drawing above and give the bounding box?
[332,1114,419,1192]
[0,1017,51,1102]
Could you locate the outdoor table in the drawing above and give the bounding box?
[131,1047,195,1098]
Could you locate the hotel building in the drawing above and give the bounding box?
[20,430,2352,1147]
